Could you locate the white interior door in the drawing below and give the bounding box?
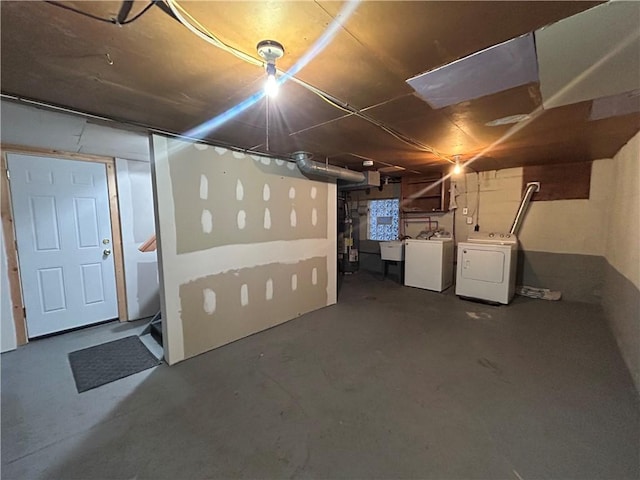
[7,154,118,337]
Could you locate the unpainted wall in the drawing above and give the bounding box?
[180,257,327,359]
[602,131,640,391]
[443,162,613,256]
[358,136,639,389]
[352,167,616,301]
[604,131,639,290]
[115,158,160,320]
[168,147,328,253]
[151,136,337,365]
[415,162,614,302]
[0,99,155,347]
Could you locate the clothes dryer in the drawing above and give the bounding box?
[455,232,518,304]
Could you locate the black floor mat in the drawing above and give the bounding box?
[68,335,160,393]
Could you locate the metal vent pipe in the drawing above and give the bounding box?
[293,151,365,183]
[510,182,540,235]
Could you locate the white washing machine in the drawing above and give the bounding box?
[455,232,518,304]
[404,238,454,292]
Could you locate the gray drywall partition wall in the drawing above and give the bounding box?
[151,135,337,364]
[115,158,160,320]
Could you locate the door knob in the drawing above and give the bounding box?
[103,249,112,256]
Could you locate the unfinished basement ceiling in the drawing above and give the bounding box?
[1,1,639,174]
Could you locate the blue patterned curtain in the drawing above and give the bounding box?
[369,199,399,240]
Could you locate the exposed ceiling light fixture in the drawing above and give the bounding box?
[257,40,284,99]
[165,2,450,164]
[453,155,463,175]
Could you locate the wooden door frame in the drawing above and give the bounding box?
[1,144,129,345]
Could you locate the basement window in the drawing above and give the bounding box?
[368,199,400,241]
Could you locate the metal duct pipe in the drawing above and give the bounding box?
[510,182,540,235]
[293,151,365,183]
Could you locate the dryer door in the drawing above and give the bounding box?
[460,248,505,283]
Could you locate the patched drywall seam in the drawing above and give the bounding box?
[180,257,328,359]
[151,135,337,364]
[168,145,328,253]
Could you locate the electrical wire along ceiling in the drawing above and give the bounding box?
[1,0,639,174]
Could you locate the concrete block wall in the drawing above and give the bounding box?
[350,132,639,393]
[442,161,616,302]
[357,164,616,302]
[353,133,639,391]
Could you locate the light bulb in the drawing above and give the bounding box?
[452,155,463,175]
[258,41,284,99]
[265,74,278,98]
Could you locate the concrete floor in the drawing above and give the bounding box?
[2,271,639,479]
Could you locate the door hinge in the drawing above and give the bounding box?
[5,169,10,180]
[22,306,26,318]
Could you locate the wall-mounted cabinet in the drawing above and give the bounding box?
[400,174,450,214]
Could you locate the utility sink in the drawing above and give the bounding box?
[379,241,405,261]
